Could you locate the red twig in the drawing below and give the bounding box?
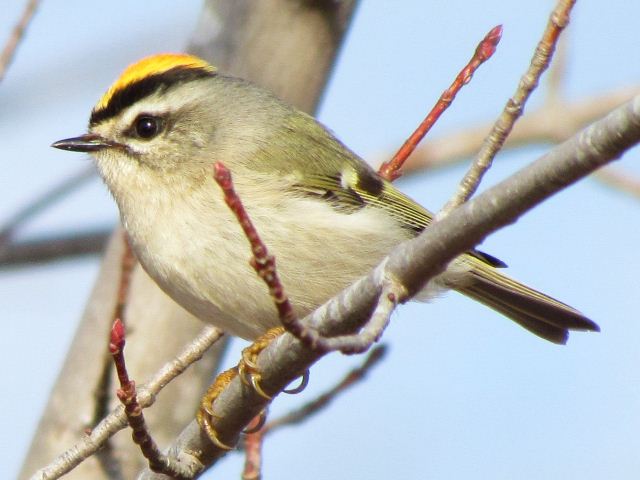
[107,236,194,478]
[213,162,399,354]
[109,320,193,479]
[109,322,159,465]
[378,25,502,181]
[242,422,265,480]
[213,163,314,344]
[109,319,128,387]
[441,1,576,214]
[0,0,40,82]
[109,320,163,471]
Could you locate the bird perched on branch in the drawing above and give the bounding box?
[53,53,599,445]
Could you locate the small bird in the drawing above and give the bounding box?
[53,53,599,345]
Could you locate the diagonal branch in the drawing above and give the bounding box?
[0,0,40,82]
[264,345,387,433]
[28,325,224,480]
[240,344,387,480]
[213,162,297,328]
[136,94,640,478]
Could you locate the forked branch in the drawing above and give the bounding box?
[440,0,577,215]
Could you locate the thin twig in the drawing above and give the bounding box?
[0,228,110,267]
[0,0,40,82]
[594,167,640,199]
[241,424,264,480]
[440,0,577,217]
[29,326,224,480]
[401,85,640,173]
[299,282,400,355]
[213,162,400,354]
[212,163,300,333]
[110,319,194,479]
[240,345,385,480]
[103,95,640,479]
[545,29,568,105]
[264,345,387,433]
[378,25,502,181]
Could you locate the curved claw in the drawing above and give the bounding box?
[240,349,259,372]
[249,371,272,400]
[197,368,238,450]
[243,410,267,435]
[283,370,310,395]
[238,327,285,400]
[237,360,272,399]
[200,415,235,451]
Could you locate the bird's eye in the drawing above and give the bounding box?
[134,115,161,139]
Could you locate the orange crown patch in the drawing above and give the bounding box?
[96,53,216,112]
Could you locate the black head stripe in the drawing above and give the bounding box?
[89,66,216,126]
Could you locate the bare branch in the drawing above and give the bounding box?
[0,228,110,268]
[594,167,640,199]
[133,94,640,476]
[29,326,223,480]
[291,280,400,354]
[264,345,387,433]
[545,28,568,105]
[110,319,195,479]
[0,0,40,82]
[213,162,297,329]
[440,0,576,216]
[401,85,640,173]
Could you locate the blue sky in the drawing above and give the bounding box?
[2,1,639,479]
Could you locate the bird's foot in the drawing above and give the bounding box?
[197,367,238,450]
[238,326,285,399]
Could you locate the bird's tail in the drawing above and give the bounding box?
[453,261,600,344]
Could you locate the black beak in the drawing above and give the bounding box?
[51,134,114,153]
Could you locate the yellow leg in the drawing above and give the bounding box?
[198,327,290,448]
[197,367,238,450]
[238,326,285,400]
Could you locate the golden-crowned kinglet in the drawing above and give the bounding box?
[53,53,598,344]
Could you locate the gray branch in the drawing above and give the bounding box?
[139,94,640,478]
[0,228,109,268]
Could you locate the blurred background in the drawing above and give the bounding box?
[1,1,639,478]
